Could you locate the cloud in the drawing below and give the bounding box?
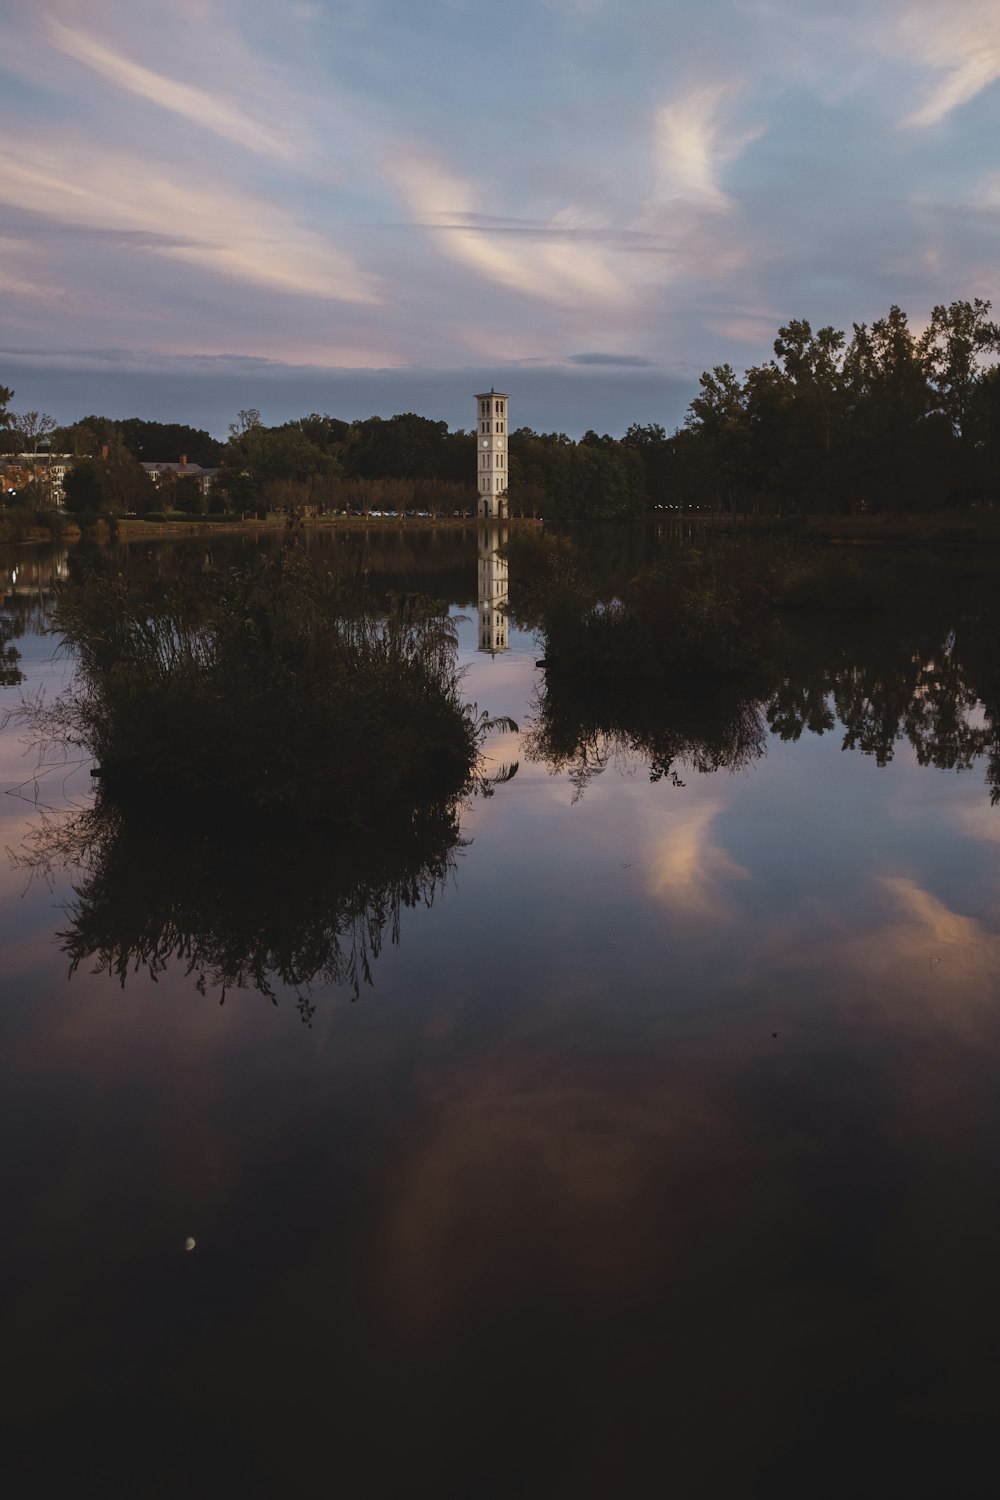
[0,346,399,375]
[653,82,762,210]
[388,149,633,308]
[566,352,655,366]
[0,238,67,302]
[48,19,296,159]
[412,212,666,251]
[0,137,379,304]
[894,1,1000,127]
[707,314,782,346]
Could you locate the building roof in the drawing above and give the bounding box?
[474,390,510,400]
[141,462,219,476]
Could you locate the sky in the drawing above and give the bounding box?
[2,0,999,438]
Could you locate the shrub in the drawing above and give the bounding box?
[32,545,511,826]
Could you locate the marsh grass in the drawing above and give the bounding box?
[27,543,507,825]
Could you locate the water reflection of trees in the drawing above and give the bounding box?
[92,526,482,612]
[528,583,1000,807]
[19,795,468,1020]
[525,680,769,800]
[1,542,71,685]
[1,614,21,686]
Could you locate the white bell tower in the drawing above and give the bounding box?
[474,388,509,519]
[477,523,509,655]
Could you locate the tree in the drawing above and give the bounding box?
[170,475,206,514]
[62,461,106,522]
[118,418,224,466]
[923,299,1000,503]
[742,362,793,512]
[216,410,334,509]
[62,447,155,523]
[685,364,749,511]
[769,321,846,511]
[51,421,99,458]
[348,413,451,481]
[843,307,936,512]
[280,413,351,457]
[13,410,57,456]
[621,423,671,504]
[969,365,1000,505]
[924,299,1000,443]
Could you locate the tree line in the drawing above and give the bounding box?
[3,296,999,524]
[676,300,1000,515]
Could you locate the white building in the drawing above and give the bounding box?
[475,389,509,519]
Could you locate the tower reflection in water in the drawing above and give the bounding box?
[477,524,509,656]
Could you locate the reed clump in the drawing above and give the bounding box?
[37,544,492,825]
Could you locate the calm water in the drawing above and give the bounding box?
[3,530,1000,1496]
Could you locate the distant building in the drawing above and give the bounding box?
[141,455,219,496]
[475,389,509,519]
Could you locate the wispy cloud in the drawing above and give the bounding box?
[708,310,783,346]
[388,149,633,308]
[0,237,67,302]
[653,83,762,210]
[0,0,997,415]
[567,352,655,366]
[0,137,379,304]
[48,19,297,159]
[894,1,1000,127]
[0,347,394,374]
[401,211,666,252]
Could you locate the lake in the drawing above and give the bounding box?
[3,526,1000,1497]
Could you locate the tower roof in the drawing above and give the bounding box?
[474,390,510,400]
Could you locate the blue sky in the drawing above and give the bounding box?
[2,0,999,436]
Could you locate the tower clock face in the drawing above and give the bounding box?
[481,439,489,448]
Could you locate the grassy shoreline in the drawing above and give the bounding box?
[115,514,544,542]
[2,507,996,549]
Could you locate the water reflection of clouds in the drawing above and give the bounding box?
[646,798,750,921]
[376,1047,745,1343]
[851,875,1000,1016]
[474,729,522,780]
[952,804,1000,846]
